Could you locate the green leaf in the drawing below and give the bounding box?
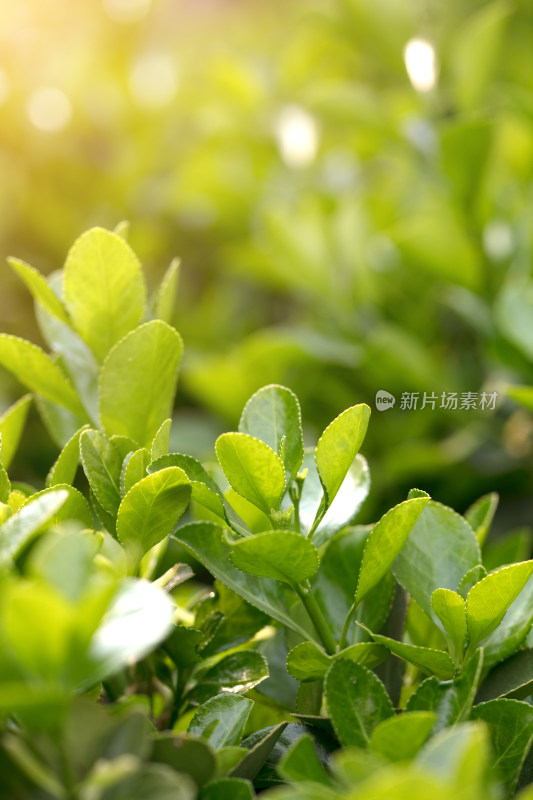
[355,497,428,605]
[151,418,172,461]
[431,589,466,665]
[471,699,533,794]
[476,649,533,702]
[506,384,533,412]
[451,1,511,110]
[406,649,484,733]
[0,335,86,418]
[298,451,370,546]
[278,733,332,785]
[99,764,195,800]
[365,629,455,680]
[325,660,393,747]
[121,447,150,495]
[483,575,533,668]
[315,404,370,507]
[369,712,436,761]
[0,489,68,565]
[392,501,481,619]
[465,492,499,547]
[116,467,191,559]
[466,561,533,650]
[173,522,319,643]
[200,778,253,800]
[63,227,146,361]
[216,432,285,515]
[457,565,487,599]
[287,641,388,682]
[152,733,216,788]
[188,651,269,705]
[230,722,288,781]
[99,321,183,447]
[26,485,92,529]
[313,525,394,644]
[88,578,174,686]
[154,258,180,324]
[0,395,32,470]
[189,695,253,750]
[8,257,70,324]
[80,429,122,518]
[46,424,89,488]
[230,531,318,585]
[239,384,304,483]
[417,722,490,797]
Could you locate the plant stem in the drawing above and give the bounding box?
[296,582,337,655]
[339,600,360,651]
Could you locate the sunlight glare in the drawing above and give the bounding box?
[103,0,152,24]
[403,38,438,93]
[129,53,178,110]
[275,105,319,169]
[27,87,72,132]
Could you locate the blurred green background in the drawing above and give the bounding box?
[1,0,533,528]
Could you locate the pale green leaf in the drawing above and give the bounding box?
[99,321,183,446]
[9,257,70,324]
[121,448,150,496]
[151,418,172,461]
[46,424,89,488]
[0,335,86,418]
[239,384,304,483]
[365,628,455,680]
[154,258,180,324]
[465,492,499,547]
[116,467,191,558]
[0,395,32,470]
[431,589,467,665]
[369,712,436,761]
[89,578,175,685]
[466,561,533,649]
[0,489,68,565]
[230,531,318,585]
[216,432,285,515]
[80,429,122,518]
[315,404,370,507]
[356,496,428,605]
[63,227,146,361]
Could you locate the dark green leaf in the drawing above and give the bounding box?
[151,733,216,788]
[188,695,253,749]
[471,699,533,794]
[325,660,393,747]
[174,523,318,642]
[406,649,484,733]
[230,722,288,780]
[392,501,481,619]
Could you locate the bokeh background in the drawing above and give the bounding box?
[1,0,533,531]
